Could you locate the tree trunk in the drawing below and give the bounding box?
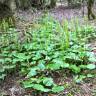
[0,0,32,11]
[87,0,95,20]
[0,0,16,11]
[15,0,31,10]
[31,0,45,8]
[67,0,72,6]
[50,0,57,8]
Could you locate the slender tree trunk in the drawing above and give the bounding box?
[15,0,32,10]
[87,0,95,20]
[50,0,57,8]
[67,0,72,6]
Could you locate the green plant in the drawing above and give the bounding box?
[0,15,96,94]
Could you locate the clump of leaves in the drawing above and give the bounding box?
[0,16,96,93]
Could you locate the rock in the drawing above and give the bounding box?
[0,90,10,96]
[9,85,25,96]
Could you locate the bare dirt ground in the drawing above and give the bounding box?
[0,3,96,96]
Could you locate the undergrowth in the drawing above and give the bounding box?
[0,15,96,94]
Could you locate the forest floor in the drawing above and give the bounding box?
[0,4,96,96]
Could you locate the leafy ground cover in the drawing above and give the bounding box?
[0,14,96,96]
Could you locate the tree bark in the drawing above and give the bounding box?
[50,0,57,8]
[87,0,95,20]
[15,0,31,10]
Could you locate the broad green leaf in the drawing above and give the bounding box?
[38,63,45,70]
[74,75,86,84]
[21,63,27,67]
[13,58,21,63]
[31,78,39,83]
[0,74,6,80]
[52,86,64,93]
[70,65,81,73]
[87,74,94,78]
[13,53,30,60]
[87,64,96,70]
[0,59,4,64]
[52,51,60,58]
[32,52,42,60]
[53,59,63,64]
[61,63,69,68]
[47,63,61,70]
[65,53,80,61]
[33,84,50,92]
[23,81,33,88]
[0,67,5,73]
[79,65,86,69]
[38,60,45,70]
[5,58,12,62]
[47,59,64,70]
[89,57,96,62]
[27,68,37,77]
[30,61,36,65]
[43,78,54,87]
[23,43,33,50]
[4,65,16,69]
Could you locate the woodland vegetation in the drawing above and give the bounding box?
[0,0,96,96]
[0,0,95,20]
